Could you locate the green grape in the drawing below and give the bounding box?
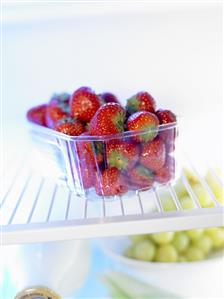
[183,168,199,186]
[178,255,187,262]
[129,234,148,244]
[186,229,204,241]
[123,246,134,258]
[150,232,174,244]
[205,171,224,205]
[186,246,204,261]
[205,227,224,249]
[155,244,178,262]
[205,227,218,235]
[173,232,190,253]
[192,184,214,208]
[133,240,156,261]
[174,178,188,198]
[193,235,213,255]
[180,195,195,210]
[161,197,177,212]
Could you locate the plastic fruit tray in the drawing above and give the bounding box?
[28,121,178,201]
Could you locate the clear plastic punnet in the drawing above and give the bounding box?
[28,120,179,201]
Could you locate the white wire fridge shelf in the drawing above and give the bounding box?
[1,154,224,245]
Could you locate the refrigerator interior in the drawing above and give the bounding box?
[1,2,223,299]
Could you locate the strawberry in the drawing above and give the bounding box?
[140,137,166,171]
[90,103,126,136]
[54,116,85,136]
[77,132,103,166]
[126,92,156,114]
[95,167,128,196]
[154,155,175,184]
[156,109,176,124]
[79,163,96,189]
[70,87,100,122]
[26,104,47,126]
[76,133,101,189]
[93,141,104,165]
[106,140,139,170]
[128,165,154,189]
[46,93,70,128]
[98,92,120,105]
[165,141,175,153]
[156,109,177,152]
[127,111,159,143]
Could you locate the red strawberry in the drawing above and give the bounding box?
[128,165,154,189]
[126,92,156,114]
[98,92,120,105]
[165,141,175,153]
[85,123,91,132]
[95,167,128,196]
[77,132,103,166]
[159,127,176,153]
[90,103,126,136]
[106,140,139,170]
[156,109,177,152]
[70,87,100,122]
[140,137,166,171]
[46,93,70,128]
[127,111,159,143]
[154,155,175,184]
[93,141,104,165]
[54,116,85,136]
[79,163,96,189]
[76,133,100,189]
[156,109,176,124]
[26,104,47,126]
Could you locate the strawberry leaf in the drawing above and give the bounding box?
[108,150,129,170]
[136,165,153,179]
[126,96,139,114]
[112,112,125,133]
[138,124,158,142]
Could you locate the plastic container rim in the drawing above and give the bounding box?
[28,120,178,142]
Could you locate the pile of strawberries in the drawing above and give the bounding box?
[27,87,177,196]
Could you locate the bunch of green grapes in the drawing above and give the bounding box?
[124,168,224,262]
[160,168,223,211]
[124,227,224,262]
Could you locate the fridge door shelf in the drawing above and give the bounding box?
[1,156,223,245]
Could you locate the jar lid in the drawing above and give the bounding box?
[14,286,61,299]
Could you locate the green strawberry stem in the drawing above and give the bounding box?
[136,165,153,179]
[127,96,139,114]
[94,141,103,155]
[139,125,158,142]
[108,151,128,170]
[53,92,70,102]
[59,116,75,124]
[112,112,125,133]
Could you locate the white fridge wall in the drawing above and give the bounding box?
[3,3,222,160]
